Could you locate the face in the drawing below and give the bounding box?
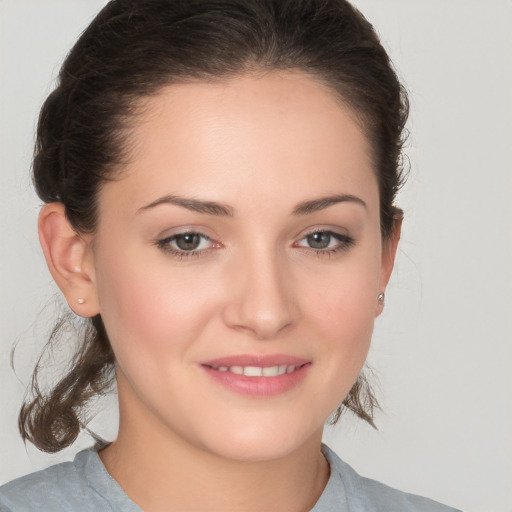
[87,71,395,462]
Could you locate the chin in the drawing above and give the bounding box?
[193,411,324,463]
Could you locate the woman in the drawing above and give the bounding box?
[1,0,462,510]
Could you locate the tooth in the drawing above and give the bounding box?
[262,366,279,377]
[225,364,300,377]
[244,366,263,377]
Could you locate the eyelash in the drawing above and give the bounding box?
[296,230,356,257]
[156,232,215,260]
[156,230,355,260]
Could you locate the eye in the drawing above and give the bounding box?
[172,233,208,251]
[304,232,334,249]
[156,231,215,257]
[295,230,355,254]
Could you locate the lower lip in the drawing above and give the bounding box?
[201,364,311,397]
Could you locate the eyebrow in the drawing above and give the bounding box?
[292,194,367,215]
[138,195,234,216]
[138,193,366,217]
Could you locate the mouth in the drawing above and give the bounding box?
[200,355,311,396]
[203,363,309,377]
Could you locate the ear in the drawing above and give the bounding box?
[376,215,402,316]
[38,203,99,317]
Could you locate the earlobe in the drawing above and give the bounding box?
[376,216,402,317]
[38,203,99,317]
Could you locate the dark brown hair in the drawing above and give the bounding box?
[20,0,409,452]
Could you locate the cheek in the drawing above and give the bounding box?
[319,289,375,364]
[302,252,381,373]
[93,246,220,364]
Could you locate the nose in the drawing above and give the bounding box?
[221,250,299,340]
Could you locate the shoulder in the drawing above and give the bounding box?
[319,444,463,512]
[0,451,94,512]
[0,450,140,512]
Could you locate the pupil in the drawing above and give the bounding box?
[176,233,200,250]
[307,232,331,249]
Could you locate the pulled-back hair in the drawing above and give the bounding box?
[20,0,409,452]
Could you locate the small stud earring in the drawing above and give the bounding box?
[377,293,385,304]
[77,298,85,304]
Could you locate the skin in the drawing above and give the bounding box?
[39,71,400,511]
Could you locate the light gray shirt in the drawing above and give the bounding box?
[0,444,462,511]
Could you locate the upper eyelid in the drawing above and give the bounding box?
[166,232,212,240]
[302,228,346,236]
[156,226,215,241]
[295,226,351,240]
[158,228,351,241]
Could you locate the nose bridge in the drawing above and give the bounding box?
[224,241,297,339]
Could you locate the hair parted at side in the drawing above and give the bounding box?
[20,0,409,452]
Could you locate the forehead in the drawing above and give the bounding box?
[100,71,378,217]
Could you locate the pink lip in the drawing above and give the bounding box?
[200,354,311,397]
[201,354,309,368]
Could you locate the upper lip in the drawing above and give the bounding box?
[201,354,310,368]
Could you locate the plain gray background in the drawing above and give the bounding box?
[1,1,511,511]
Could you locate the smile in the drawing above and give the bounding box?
[200,356,311,396]
[205,364,307,377]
